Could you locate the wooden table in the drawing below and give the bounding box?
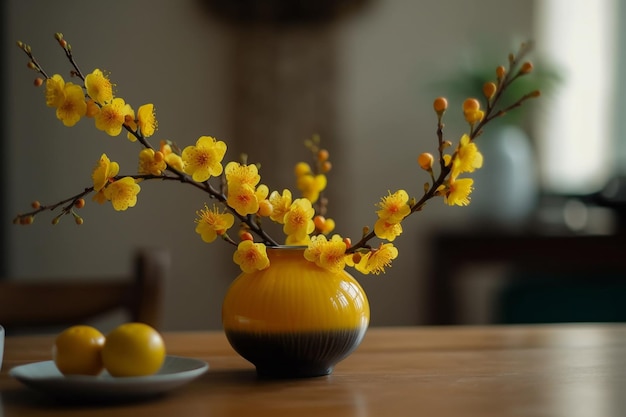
[1,324,626,416]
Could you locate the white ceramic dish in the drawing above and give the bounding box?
[9,355,208,401]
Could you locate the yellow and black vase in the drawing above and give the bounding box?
[222,246,370,378]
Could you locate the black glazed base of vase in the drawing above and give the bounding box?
[225,327,366,379]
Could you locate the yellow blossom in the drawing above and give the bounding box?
[294,162,312,177]
[352,244,398,275]
[160,141,184,171]
[181,136,227,182]
[137,103,157,138]
[225,162,260,188]
[103,177,141,211]
[165,153,184,171]
[442,178,474,206]
[363,243,399,275]
[95,97,132,136]
[138,148,166,176]
[195,204,235,243]
[84,69,113,105]
[92,153,119,192]
[256,184,269,200]
[227,183,259,216]
[296,174,327,203]
[285,234,311,246]
[268,189,292,224]
[92,190,107,205]
[55,82,87,127]
[283,198,315,240]
[45,74,65,108]
[304,234,347,272]
[233,240,270,273]
[85,99,99,118]
[464,109,485,125]
[376,190,411,223]
[373,219,403,241]
[314,215,335,235]
[451,134,483,179]
[255,184,272,217]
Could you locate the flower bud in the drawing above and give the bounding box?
[154,151,165,163]
[417,153,434,171]
[462,98,480,112]
[321,161,332,174]
[496,65,506,79]
[240,232,254,241]
[520,61,533,74]
[482,82,497,100]
[314,215,326,231]
[317,149,329,162]
[34,77,44,87]
[31,200,41,209]
[74,198,85,209]
[257,200,273,217]
[433,97,448,114]
[20,215,34,225]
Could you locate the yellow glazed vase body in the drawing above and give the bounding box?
[222,246,370,378]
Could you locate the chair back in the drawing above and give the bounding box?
[0,248,169,334]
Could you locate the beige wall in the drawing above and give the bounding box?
[4,0,534,330]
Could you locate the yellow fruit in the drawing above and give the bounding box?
[53,325,105,376]
[102,322,166,377]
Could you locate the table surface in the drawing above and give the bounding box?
[1,324,626,417]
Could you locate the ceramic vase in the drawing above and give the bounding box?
[222,246,370,378]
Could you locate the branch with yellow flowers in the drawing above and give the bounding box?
[345,42,540,258]
[13,33,539,275]
[14,34,283,247]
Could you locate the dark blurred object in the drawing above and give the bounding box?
[528,193,617,236]
[535,175,626,236]
[0,0,7,277]
[496,271,626,324]
[202,0,371,25]
[588,175,626,234]
[426,230,626,325]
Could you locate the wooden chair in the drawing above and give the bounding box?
[0,248,169,334]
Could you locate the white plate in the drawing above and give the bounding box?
[9,355,208,401]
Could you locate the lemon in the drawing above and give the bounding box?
[102,322,166,377]
[53,325,105,376]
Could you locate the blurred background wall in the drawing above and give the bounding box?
[3,0,621,330]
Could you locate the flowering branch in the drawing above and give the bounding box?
[346,42,540,257]
[13,33,539,275]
